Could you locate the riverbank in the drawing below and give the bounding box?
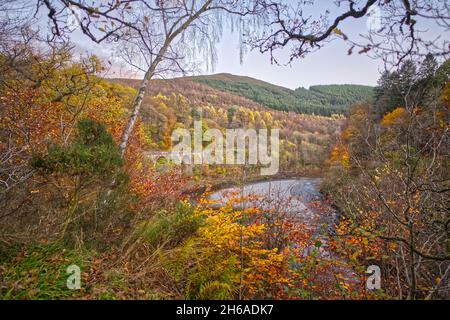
[185,169,324,199]
[208,178,340,232]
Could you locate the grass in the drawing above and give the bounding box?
[0,242,91,300]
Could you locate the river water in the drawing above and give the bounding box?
[209,178,337,233]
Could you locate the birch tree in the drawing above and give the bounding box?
[36,0,264,155]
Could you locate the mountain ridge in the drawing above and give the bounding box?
[185,73,374,116]
[186,72,372,91]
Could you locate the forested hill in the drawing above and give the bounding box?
[186,73,374,116]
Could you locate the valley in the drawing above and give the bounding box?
[0,0,448,301]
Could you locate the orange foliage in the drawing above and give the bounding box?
[381,107,407,127]
[330,143,350,168]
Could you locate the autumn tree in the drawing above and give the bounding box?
[323,58,450,299]
[34,0,265,155]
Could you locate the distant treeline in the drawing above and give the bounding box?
[188,73,374,116]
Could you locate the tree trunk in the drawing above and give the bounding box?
[118,0,213,156]
[119,66,153,156]
[118,43,167,156]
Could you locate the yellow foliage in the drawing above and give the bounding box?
[194,200,291,298]
[381,107,407,127]
[330,143,350,168]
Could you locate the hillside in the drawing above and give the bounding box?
[187,73,374,116]
[111,77,265,111]
[110,77,345,175]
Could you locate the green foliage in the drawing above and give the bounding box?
[30,119,129,248]
[135,202,203,249]
[227,106,236,124]
[185,253,238,300]
[32,119,123,176]
[309,84,374,107]
[160,239,239,300]
[189,73,373,116]
[139,202,240,300]
[0,243,90,300]
[373,55,448,118]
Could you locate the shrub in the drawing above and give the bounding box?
[32,118,123,176]
[135,201,203,249]
[30,119,129,246]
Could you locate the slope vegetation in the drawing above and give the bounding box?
[187,73,374,116]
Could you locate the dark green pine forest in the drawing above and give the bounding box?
[188,73,374,116]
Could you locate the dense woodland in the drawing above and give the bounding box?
[189,73,374,116]
[0,40,347,300]
[1,40,447,300]
[322,56,449,299]
[113,77,344,179]
[0,0,449,301]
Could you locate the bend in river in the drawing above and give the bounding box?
[209,178,338,234]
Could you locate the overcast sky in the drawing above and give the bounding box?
[72,30,383,90]
[211,26,383,90]
[67,2,389,90]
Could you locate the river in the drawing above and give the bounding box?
[209,178,338,234]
